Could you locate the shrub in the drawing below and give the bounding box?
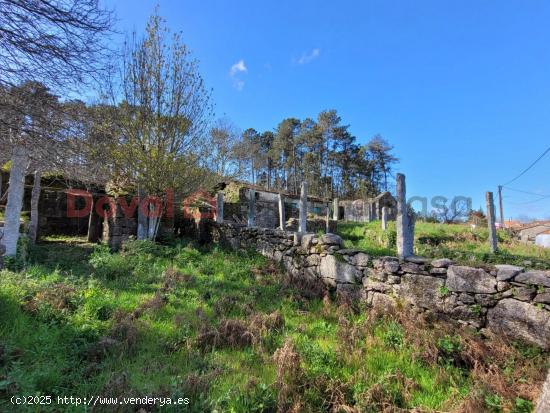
[89,245,135,279]
[228,382,277,413]
[380,228,397,248]
[382,321,405,348]
[511,397,533,413]
[120,239,163,257]
[484,393,502,412]
[438,285,450,298]
[437,335,462,365]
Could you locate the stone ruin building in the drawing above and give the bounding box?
[339,192,397,222]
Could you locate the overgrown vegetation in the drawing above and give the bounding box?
[338,221,550,269]
[0,237,547,412]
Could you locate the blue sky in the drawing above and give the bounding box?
[102,0,550,220]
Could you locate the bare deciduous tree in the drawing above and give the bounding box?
[0,0,114,90]
[0,0,114,256]
[109,11,213,240]
[208,118,242,178]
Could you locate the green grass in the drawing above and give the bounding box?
[0,237,547,412]
[338,221,550,269]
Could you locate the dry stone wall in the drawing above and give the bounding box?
[210,222,550,349]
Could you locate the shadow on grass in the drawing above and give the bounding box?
[28,237,96,278]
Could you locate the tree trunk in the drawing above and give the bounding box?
[2,146,28,256]
[28,169,41,244]
[137,187,148,240]
[150,208,163,241]
[87,191,101,243]
[148,207,157,240]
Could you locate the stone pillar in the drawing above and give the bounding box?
[381,206,388,231]
[333,198,339,220]
[396,173,415,259]
[299,182,307,233]
[216,192,224,224]
[247,189,255,227]
[278,193,285,230]
[486,191,498,253]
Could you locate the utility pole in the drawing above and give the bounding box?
[497,185,505,225]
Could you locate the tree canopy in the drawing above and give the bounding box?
[222,110,398,200]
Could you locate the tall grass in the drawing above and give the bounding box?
[338,221,550,269]
[0,237,547,412]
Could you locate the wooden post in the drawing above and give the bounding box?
[216,191,224,224]
[497,185,504,224]
[381,206,388,231]
[247,189,255,227]
[486,191,498,253]
[299,182,307,233]
[333,197,339,220]
[396,173,415,258]
[278,193,285,230]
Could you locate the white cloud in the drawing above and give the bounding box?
[297,48,320,65]
[229,59,247,76]
[229,59,247,90]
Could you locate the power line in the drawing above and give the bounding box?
[502,145,550,186]
[503,187,550,198]
[513,194,550,205]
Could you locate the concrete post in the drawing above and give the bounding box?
[247,189,255,227]
[299,182,307,233]
[363,201,371,222]
[396,173,415,259]
[536,370,550,413]
[497,185,505,224]
[381,206,388,231]
[325,202,330,234]
[333,198,339,220]
[278,193,285,230]
[216,192,224,224]
[486,191,498,253]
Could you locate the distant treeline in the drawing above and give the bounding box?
[209,110,398,200]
